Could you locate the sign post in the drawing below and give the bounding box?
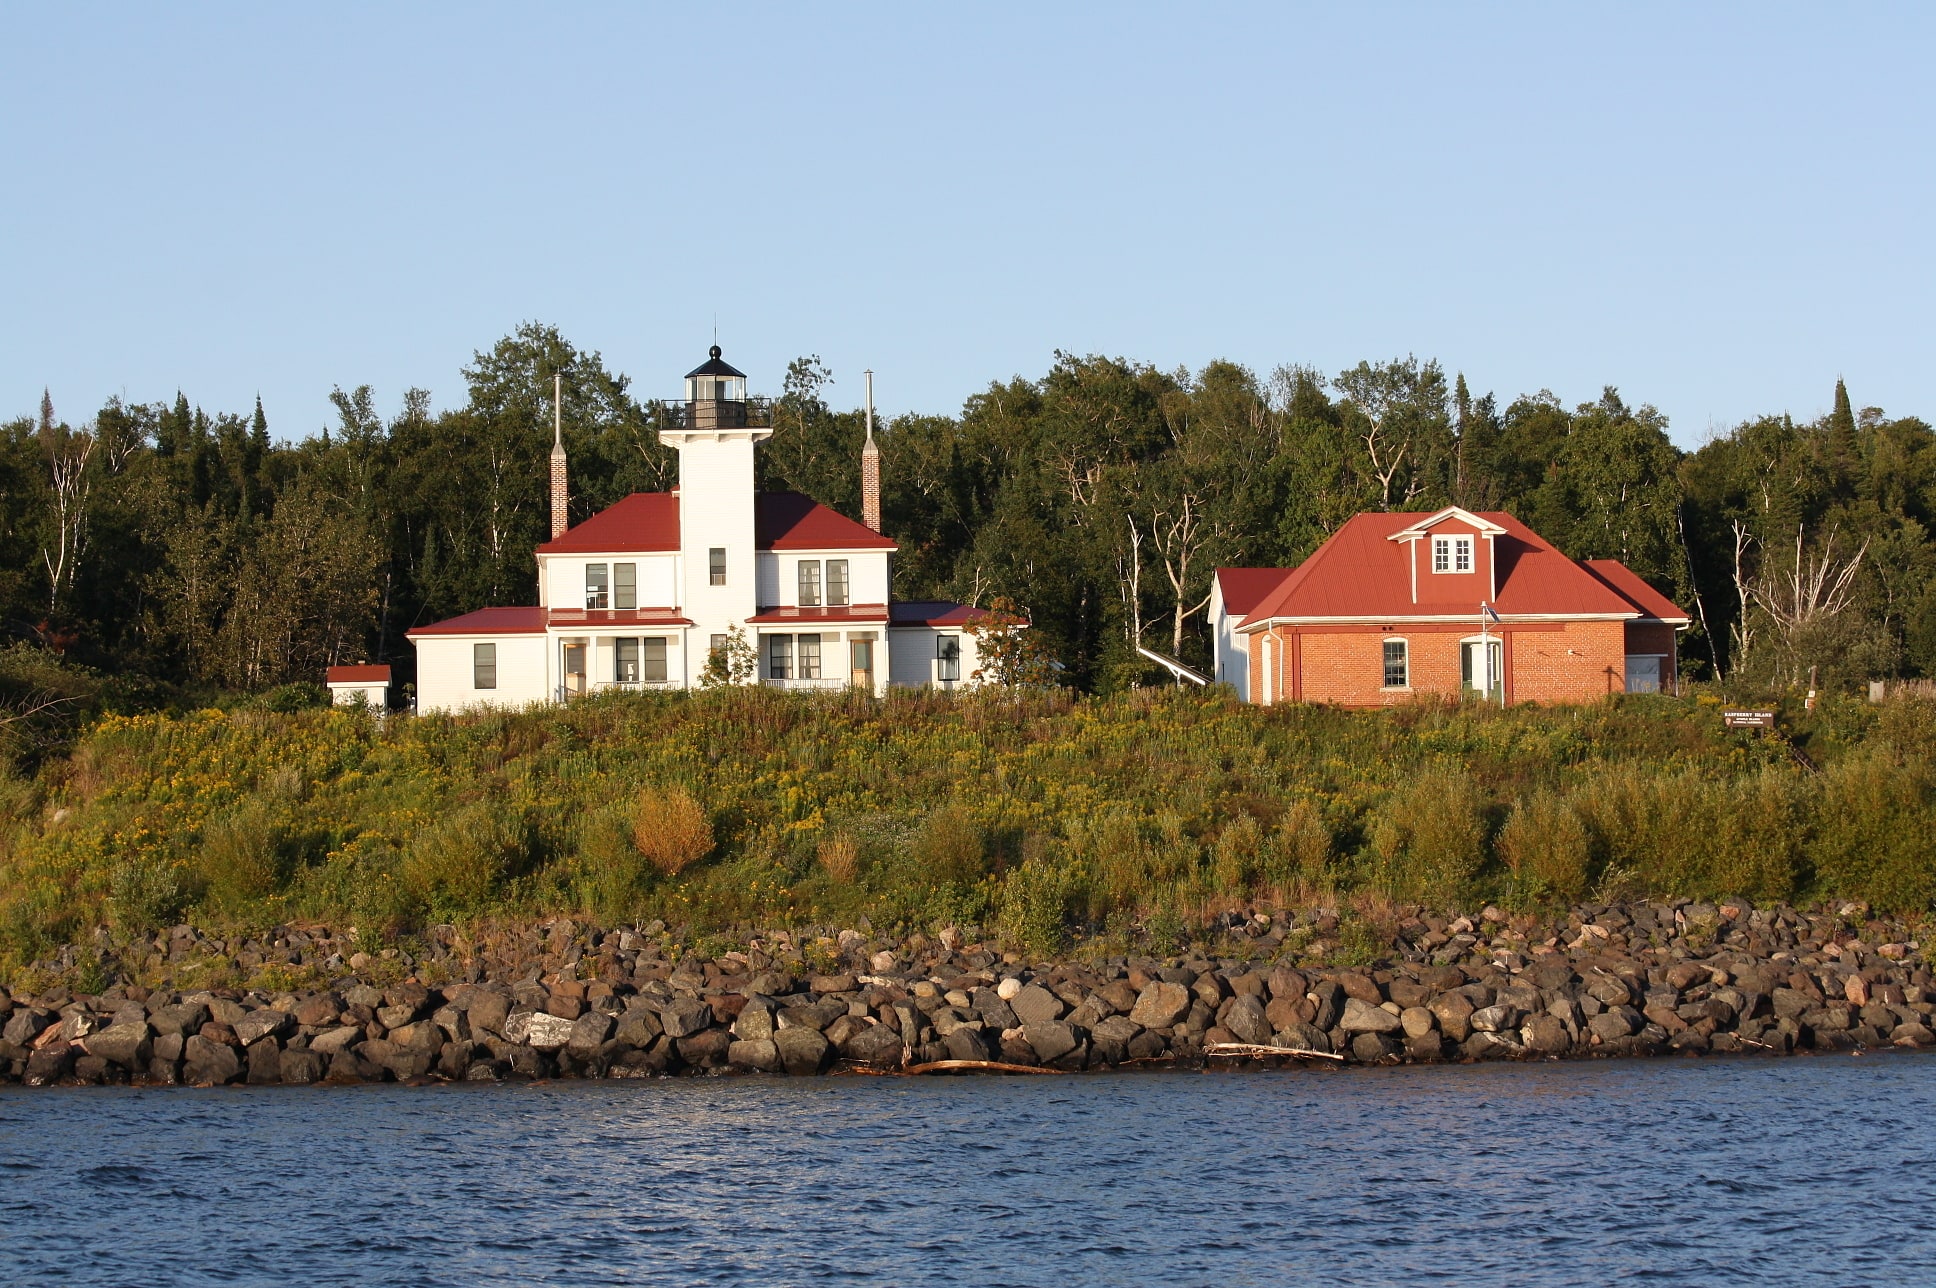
[1722,709,1776,729]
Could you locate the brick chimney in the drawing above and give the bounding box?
[861,368,881,533]
[549,372,568,539]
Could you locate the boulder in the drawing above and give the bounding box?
[1275,1023,1331,1054]
[1399,1007,1437,1040]
[567,1012,615,1057]
[234,1009,293,1047]
[1339,997,1401,1034]
[524,1013,576,1050]
[1469,1004,1520,1034]
[733,997,779,1042]
[659,998,714,1039]
[24,1047,74,1086]
[311,1026,363,1056]
[1350,1032,1399,1063]
[1023,1021,1080,1063]
[775,1025,832,1075]
[246,1040,283,1084]
[3,1008,51,1046]
[293,995,340,1028]
[1307,981,1343,1031]
[727,1038,782,1072]
[1588,1010,1636,1043]
[466,990,511,1037]
[183,1035,241,1084]
[1522,1014,1571,1054]
[676,1028,733,1068]
[838,1024,906,1069]
[1127,982,1191,1029]
[82,1021,152,1069]
[149,1003,207,1039]
[616,1009,664,1049]
[942,1026,998,1063]
[1221,996,1273,1045]
[1008,985,1066,1025]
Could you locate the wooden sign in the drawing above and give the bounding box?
[1722,710,1776,729]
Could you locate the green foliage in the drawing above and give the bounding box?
[1,689,1935,973]
[1366,767,1487,907]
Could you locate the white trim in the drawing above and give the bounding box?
[1236,611,1638,633]
[1386,506,1508,540]
[1380,635,1411,691]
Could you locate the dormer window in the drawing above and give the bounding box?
[1432,535,1473,573]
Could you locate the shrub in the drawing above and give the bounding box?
[630,786,713,877]
[1498,789,1590,901]
[999,856,1073,957]
[1811,750,1936,912]
[194,803,285,916]
[910,804,984,887]
[1269,798,1334,890]
[817,832,860,885]
[403,802,530,916]
[107,855,184,937]
[1366,767,1487,906]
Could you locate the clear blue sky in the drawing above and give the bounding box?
[4,5,1930,446]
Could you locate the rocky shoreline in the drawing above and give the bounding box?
[2,898,1931,1087]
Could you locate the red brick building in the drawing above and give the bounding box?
[1219,507,1688,706]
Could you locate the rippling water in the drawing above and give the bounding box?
[6,1055,1933,1286]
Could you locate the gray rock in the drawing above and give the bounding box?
[1127,981,1191,1029]
[466,990,511,1036]
[659,998,713,1039]
[524,1012,576,1050]
[246,1040,283,1084]
[183,1035,241,1084]
[207,998,248,1028]
[774,1025,832,1075]
[1350,1032,1399,1062]
[1091,1015,1142,1044]
[81,1021,152,1068]
[152,1032,185,1063]
[943,1026,998,1063]
[1023,1021,1079,1063]
[311,1026,363,1056]
[1522,1014,1571,1054]
[24,1047,73,1086]
[1584,973,1634,1007]
[3,1008,51,1046]
[1307,981,1343,1031]
[1771,987,1813,1019]
[727,1038,782,1072]
[1469,1004,1520,1033]
[1339,997,1402,1034]
[1009,985,1066,1025]
[567,1012,615,1057]
[233,1009,293,1046]
[1399,1007,1436,1040]
[1428,991,1475,1042]
[1275,1023,1331,1053]
[342,984,385,1009]
[839,1023,906,1069]
[149,1003,207,1038]
[616,1009,663,1049]
[1221,996,1272,1045]
[1588,1010,1637,1043]
[931,1008,981,1038]
[733,997,779,1042]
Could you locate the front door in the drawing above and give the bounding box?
[850,638,874,692]
[563,642,587,697]
[1462,639,1503,701]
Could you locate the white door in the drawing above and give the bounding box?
[1463,639,1502,699]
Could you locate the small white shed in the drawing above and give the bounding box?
[325,664,392,709]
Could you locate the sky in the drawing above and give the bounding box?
[3,5,1931,447]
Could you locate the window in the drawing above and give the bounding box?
[614,562,636,611]
[768,634,793,680]
[473,642,497,689]
[642,637,667,683]
[827,559,849,607]
[615,637,640,683]
[1431,535,1473,573]
[710,633,726,657]
[799,634,821,679]
[798,559,821,607]
[1382,638,1408,688]
[937,634,962,683]
[709,547,726,586]
[585,563,609,608]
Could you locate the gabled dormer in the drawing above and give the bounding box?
[1386,507,1507,605]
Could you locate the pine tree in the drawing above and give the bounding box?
[246,395,269,516]
[1828,377,1858,484]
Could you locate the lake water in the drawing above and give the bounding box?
[5,1055,1933,1286]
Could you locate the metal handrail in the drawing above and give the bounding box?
[656,397,776,430]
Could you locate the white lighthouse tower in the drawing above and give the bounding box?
[664,345,771,629]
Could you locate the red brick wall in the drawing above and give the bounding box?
[1257,619,1629,707]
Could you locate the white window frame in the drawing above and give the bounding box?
[614,562,636,610]
[827,558,849,607]
[798,633,822,679]
[768,633,792,680]
[1381,637,1409,690]
[936,634,962,683]
[585,563,609,608]
[709,547,726,586]
[473,642,497,690]
[798,559,821,607]
[615,637,640,683]
[1432,535,1473,574]
[642,637,668,684]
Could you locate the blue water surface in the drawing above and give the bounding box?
[4,1054,1932,1286]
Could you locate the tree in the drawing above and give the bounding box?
[700,624,757,687]
[966,597,1060,686]
[1332,356,1452,509]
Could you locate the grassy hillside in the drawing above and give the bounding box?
[1,687,1932,973]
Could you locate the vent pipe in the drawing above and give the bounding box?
[861,368,881,533]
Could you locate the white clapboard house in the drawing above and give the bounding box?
[407,347,991,711]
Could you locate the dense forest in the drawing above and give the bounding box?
[6,322,1933,702]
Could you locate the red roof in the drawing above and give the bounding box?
[325,664,391,684]
[408,607,548,637]
[544,608,695,628]
[891,601,993,627]
[749,604,891,624]
[1215,568,1295,617]
[756,492,897,551]
[1582,560,1690,623]
[1238,511,1647,626]
[536,493,680,554]
[535,490,896,555]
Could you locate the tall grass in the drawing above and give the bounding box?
[0,688,1930,968]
